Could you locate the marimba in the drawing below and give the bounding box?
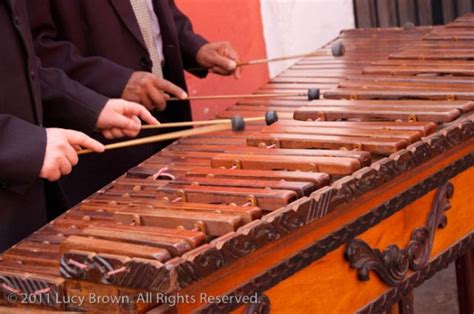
[1,13,473,314]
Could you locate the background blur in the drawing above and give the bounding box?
[175,0,355,120]
[176,0,473,120]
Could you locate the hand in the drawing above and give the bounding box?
[96,99,160,139]
[40,128,105,181]
[122,71,187,111]
[196,42,241,79]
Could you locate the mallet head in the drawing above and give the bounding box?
[331,41,345,57]
[308,88,320,101]
[231,115,246,132]
[265,111,279,125]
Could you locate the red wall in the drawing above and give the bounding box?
[175,0,270,120]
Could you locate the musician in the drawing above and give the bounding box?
[28,0,241,213]
[0,0,158,251]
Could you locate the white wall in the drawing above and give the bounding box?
[260,0,355,77]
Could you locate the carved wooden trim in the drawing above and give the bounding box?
[0,272,65,310]
[197,153,473,313]
[358,233,474,313]
[60,251,176,293]
[174,118,473,291]
[344,182,454,286]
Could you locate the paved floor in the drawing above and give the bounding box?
[414,263,459,314]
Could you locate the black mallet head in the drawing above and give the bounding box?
[231,115,246,132]
[307,88,320,101]
[331,41,345,57]
[265,111,279,125]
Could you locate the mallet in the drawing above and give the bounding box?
[78,112,278,155]
[167,88,320,102]
[142,110,278,130]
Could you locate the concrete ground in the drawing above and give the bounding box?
[414,263,459,314]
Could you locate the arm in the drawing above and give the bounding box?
[28,0,134,98]
[169,0,209,77]
[39,65,108,133]
[0,115,46,194]
[169,1,241,78]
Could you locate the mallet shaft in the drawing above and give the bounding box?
[168,92,307,102]
[78,123,232,155]
[141,116,265,130]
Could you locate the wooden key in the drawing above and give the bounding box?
[86,197,262,223]
[60,236,171,261]
[211,153,362,176]
[148,175,314,197]
[2,246,61,267]
[324,89,474,101]
[362,65,474,75]
[186,167,330,186]
[113,207,244,236]
[87,191,262,223]
[166,144,372,166]
[339,81,474,92]
[80,225,193,257]
[348,74,474,84]
[263,124,422,143]
[155,184,297,211]
[272,120,436,135]
[0,262,60,277]
[84,220,206,247]
[294,106,462,123]
[178,136,247,146]
[247,133,409,155]
[302,99,474,112]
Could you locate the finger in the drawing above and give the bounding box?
[102,130,114,140]
[226,46,240,63]
[153,78,187,99]
[147,88,167,111]
[208,53,237,72]
[210,66,233,76]
[110,128,125,138]
[234,66,242,79]
[58,157,73,176]
[140,95,154,111]
[66,130,105,153]
[47,169,61,182]
[64,144,79,166]
[122,103,159,125]
[225,47,241,78]
[104,110,141,132]
[123,116,141,137]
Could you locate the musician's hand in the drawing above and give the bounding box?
[122,71,188,111]
[196,42,241,79]
[40,128,105,181]
[96,99,160,139]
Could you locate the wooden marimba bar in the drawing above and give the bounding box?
[0,14,473,314]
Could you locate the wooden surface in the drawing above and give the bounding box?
[174,140,473,313]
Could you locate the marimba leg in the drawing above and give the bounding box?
[456,248,474,314]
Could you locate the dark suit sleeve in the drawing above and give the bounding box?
[29,0,134,98]
[0,115,46,194]
[169,0,209,77]
[39,65,108,133]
